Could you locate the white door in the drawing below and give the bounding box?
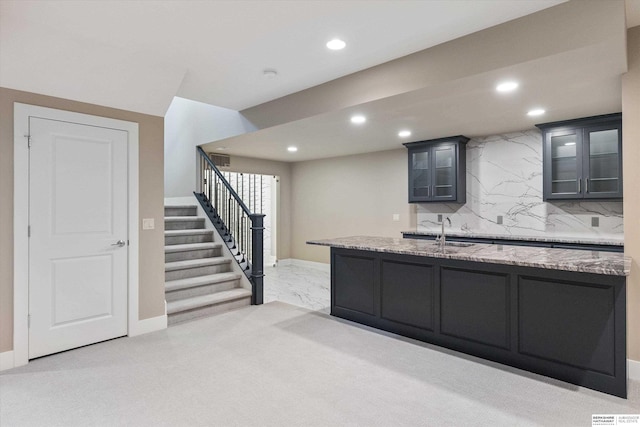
[28,117,129,359]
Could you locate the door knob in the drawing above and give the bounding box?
[111,240,126,247]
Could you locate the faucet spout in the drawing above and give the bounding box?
[440,217,451,249]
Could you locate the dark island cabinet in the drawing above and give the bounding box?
[330,247,627,398]
[536,113,622,201]
[404,136,469,203]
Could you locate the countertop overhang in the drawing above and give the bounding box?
[308,236,630,276]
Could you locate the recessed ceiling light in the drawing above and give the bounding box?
[527,108,546,117]
[287,146,298,152]
[496,81,519,92]
[326,38,346,50]
[564,142,576,146]
[350,115,366,124]
[216,147,228,151]
[398,130,412,138]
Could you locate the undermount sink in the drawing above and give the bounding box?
[442,241,474,248]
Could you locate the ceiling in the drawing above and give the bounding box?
[1,0,565,116]
[2,0,638,164]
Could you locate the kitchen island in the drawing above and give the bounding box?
[307,236,630,398]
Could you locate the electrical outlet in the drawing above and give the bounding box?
[437,214,443,223]
[392,214,400,222]
[142,218,155,230]
[497,215,503,225]
[591,217,599,227]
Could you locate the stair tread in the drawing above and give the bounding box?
[164,216,205,221]
[165,257,231,271]
[167,288,251,314]
[164,242,222,253]
[165,272,242,292]
[165,229,214,236]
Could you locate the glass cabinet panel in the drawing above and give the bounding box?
[405,136,468,203]
[537,113,622,201]
[550,133,579,195]
[412,151,430,198]
[434,146,454,198]
[587,129,619,194]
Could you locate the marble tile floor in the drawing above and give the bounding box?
[263,260,330,313]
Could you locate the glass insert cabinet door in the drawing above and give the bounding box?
[585,127,621,197]
[432,145,456,199]
[549,131,581,197]
[411,150,430,198]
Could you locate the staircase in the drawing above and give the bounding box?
[164,204,251,325]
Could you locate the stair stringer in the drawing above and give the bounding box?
[164,196,253,294]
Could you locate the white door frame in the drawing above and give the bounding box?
[13,103,140,368]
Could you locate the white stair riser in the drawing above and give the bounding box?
[165,263,231,281]
[165,247,221,263]
[168,296,251,325]
[165,233,214,245]
[165,219,205,230]
[165,279,241,302]
[165,207,197,217]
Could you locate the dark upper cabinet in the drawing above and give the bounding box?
[536,113,622,201]
[404,136,469,203]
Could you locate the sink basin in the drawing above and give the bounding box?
[443,242,474,247]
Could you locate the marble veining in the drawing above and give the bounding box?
[308,236,630,276]
[402,231,624,246]
[416,130,624,241]
[264,261,330,312]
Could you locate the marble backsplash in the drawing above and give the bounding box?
[416,130,624,241]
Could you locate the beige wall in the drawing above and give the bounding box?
[0,87,166,353]
[225,155,293,260]
[622,26,640,362]
[291,148,416,263]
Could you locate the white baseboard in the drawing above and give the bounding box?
[276,258,330,272]
[629,359,640,381]
[129,314,167,337]
[0,350,14,371]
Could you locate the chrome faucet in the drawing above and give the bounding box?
[437,216,452,249]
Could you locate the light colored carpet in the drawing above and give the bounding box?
[1,302,638,426]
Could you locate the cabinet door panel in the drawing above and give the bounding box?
[333,253,376,315]
[381,260,434,331]
[440,267,510,349]
[584,126,622,198]
[548,131,582,198]
[518,277,615,376]
[432,145,456,200]
[410,150,431,201]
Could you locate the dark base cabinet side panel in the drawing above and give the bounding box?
[332,249,377,317]
[517,274,627,398]
[440,267,511,350]
[329,249,627,398]
[380,259,435,331]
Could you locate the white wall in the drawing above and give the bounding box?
[164,96,257,197]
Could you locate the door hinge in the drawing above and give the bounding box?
[24,134,31,148]
[28,314,31,328]
[28,225,31,237]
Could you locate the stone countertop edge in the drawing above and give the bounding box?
[400,231,624,246]
[307,236,631,277]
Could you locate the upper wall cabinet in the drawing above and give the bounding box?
[536,113,622,201]
[404,136,469,203]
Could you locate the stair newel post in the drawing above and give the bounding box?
[249,213,265,305]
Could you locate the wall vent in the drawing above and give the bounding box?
[209,153,230,168]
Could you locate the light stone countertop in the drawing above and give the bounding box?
[401,231,624,246]
[308,236,630,276]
